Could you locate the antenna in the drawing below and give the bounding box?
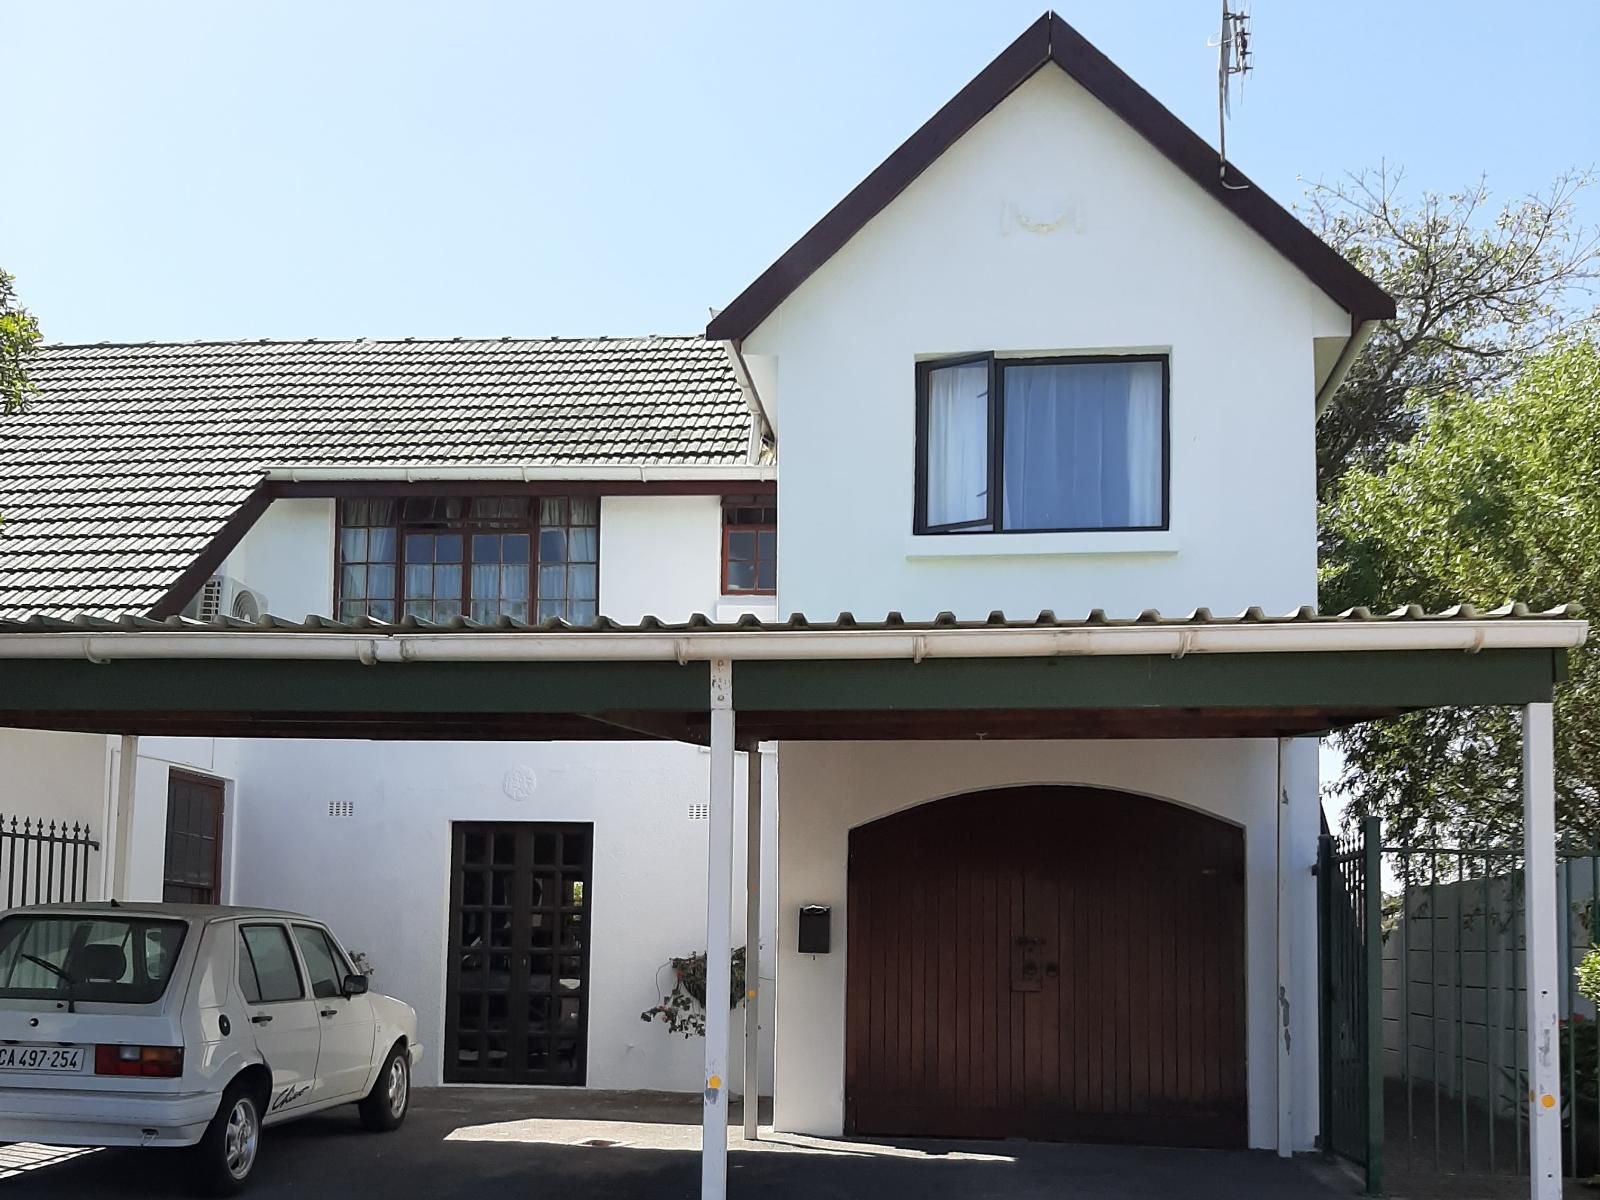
[1209,2,1252,191]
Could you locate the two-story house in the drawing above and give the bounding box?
[0,15,1579,1193]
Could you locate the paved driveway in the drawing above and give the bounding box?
[0,1089,1353,1199]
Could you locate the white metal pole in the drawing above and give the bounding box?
[702,659,735,1200]
[743,747,762,1142]
[105,734,138,900]
[1523,702,1561,1200]
[1275,737,1293,1158]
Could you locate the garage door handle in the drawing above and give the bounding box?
[320,1009,338,1018]
[250,1014,273,1025]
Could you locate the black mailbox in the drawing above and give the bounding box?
[797,905,831,954]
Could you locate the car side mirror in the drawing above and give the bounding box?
[342,974,369,998]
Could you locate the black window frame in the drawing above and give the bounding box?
[238,922,307,1006]
[913,352,1171,536]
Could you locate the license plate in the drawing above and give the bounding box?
[0,1045,86,1073]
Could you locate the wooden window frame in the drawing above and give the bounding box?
[913,352,1171,536]
[334,496,600,623]
[721,499,777,597]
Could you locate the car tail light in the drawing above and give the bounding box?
[95,1045,184,1078]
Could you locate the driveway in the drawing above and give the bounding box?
[0,1088,1353,1198]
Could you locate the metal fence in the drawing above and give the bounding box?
[1379,838,1600,1188]
[0,815,100,908]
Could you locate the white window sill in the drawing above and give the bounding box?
[905,531,1179,559]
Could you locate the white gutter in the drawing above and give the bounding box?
[1315,319,1378,418]
[264,464,776,484]
[722,339,775,459]
[0,619,1583,664]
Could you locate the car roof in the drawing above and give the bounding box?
[1,902,319,925]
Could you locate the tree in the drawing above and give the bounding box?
[0,269,42,412]
[1321,339,1600,846]
[1305,167,1599,501]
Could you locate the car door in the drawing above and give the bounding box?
[237,922,322,1117]
[291,923,376,1102]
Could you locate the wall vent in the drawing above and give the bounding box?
[687,803,709,821]
[328,800,355,818]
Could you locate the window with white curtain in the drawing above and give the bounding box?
[916,354,1167,533]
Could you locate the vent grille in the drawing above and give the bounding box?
[328,800,355,818]
[687,803,709,821]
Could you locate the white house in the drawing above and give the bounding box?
[0,14,1580,1199]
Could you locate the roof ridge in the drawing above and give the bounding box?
[39,333,713,351]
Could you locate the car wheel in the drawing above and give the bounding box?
[358,1044,409,1132]
[190,1080,262,1196]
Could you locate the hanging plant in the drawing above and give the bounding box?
[640,947,747,1038]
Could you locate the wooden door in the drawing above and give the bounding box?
[845,786,1247,1147]
[444,822,593,1085]
[162,770,224,904]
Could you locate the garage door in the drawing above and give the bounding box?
[845,785,1246,1147]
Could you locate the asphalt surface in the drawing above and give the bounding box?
[0,1088,1354,1198]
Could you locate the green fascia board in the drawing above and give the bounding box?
[731,650,1564,712]
[0,648,1563,720]
[0,658,710,715]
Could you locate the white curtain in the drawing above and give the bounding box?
[925,362,989,527]
[1002,360,1163,530]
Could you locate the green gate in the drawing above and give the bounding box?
[1319,815,1384,1194]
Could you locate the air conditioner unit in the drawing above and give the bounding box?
[181,575,268,623]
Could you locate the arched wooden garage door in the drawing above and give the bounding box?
[845,785,1247,1147]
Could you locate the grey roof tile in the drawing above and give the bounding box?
[0,336,754,619]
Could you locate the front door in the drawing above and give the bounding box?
[845,786,1248,1148]
[291,923,376,1101]
[236,922,321,1117]
[163,770,224,904]
[444,822,593,1085]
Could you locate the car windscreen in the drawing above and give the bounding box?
[0,915,188,1005]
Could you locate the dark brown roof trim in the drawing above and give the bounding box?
[146,483,275,620]
[706,12,1395,342]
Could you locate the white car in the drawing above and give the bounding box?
[0,903,420,1194]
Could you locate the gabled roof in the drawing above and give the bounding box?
[707,11,1395,342]
[0,336,754,619]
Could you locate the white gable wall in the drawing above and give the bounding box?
[744,66,1350,620]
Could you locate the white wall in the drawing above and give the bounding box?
[223,498,334,622]
[112,737,239,904]
[228,738,778,1093]
[772,737,1321,1151]
[745,66,1348,621]
[0,729,107,832]
[597,495,724,622]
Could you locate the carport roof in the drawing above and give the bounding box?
[0,604,1582,744]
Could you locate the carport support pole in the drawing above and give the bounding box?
[703,659,735,1200]
[103,733,138,900]
[744,746,762,1142]
[1523,702,1560,1200]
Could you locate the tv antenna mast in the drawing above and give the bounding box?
[1209,3,1252,190]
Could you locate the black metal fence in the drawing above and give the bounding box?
[0,815,100,908]
[1319,816,1384,1194]
[1380,838,1600,1189]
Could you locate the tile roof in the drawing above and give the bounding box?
[0,601,1580,636]
[0,336,755,619]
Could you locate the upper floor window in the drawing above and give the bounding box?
[914,354,1168,534]
[722,500,776,595]
[336,496,599,624]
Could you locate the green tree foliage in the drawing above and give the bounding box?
[1322,340,1600,845]
[0,270,42,412]
[1305,167,1599,501]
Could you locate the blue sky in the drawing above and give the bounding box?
[7,1,1597,345]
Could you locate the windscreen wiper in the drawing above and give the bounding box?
[21,954,78,1013]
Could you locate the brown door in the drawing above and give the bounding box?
[444,822,594,1085]
[845,785,1247,1147]
[162,770,225,904]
